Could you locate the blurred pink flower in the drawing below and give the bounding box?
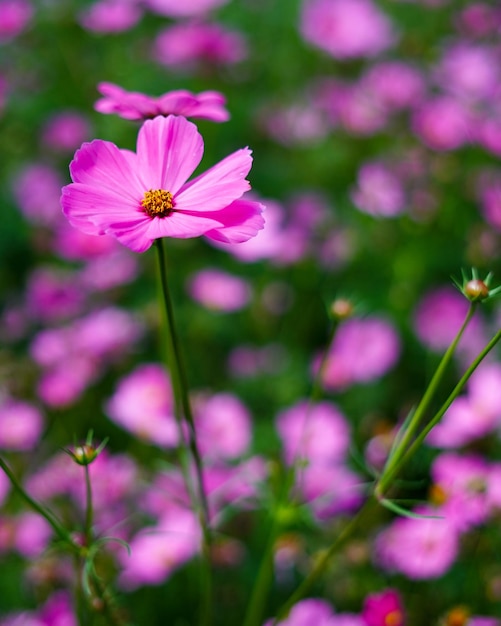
[61,115,264,253]
[13,163,64,227]
[39,592,77,626]
[187,268,251,312]
[434,43,499,103]
[95,82,229,122]
[105,363,179,447]
[316,79,387,136]
[276,400,351,466]
[299,464,364,520]
[0,0,33,42]
[430,452,490,532]
[119,508,200,589]
[25,266,86,323]
[194,392,252,460]
[41,111,91,152]
[427,364,501,448]
[31,307,143,407]
[457,3,501,37]
[361,589,404,626]
[318,317,400,391]
[0,400,44,451]
[14,512,52,558]
[51,220,122,260]
[264,598,335,626]
[477,175,501,231]
[211,199,307,265]
[413,286,486,359]
[374,507,459,579]
[144,0,229,18]
[78,0,142,34]
[300,0,396,60]
[351,162,406,217]
[153,21,247,71]
[361,62,425,111]
[412,97,472,151]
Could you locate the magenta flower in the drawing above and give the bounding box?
[95,82,230,122]
[61,115,265,253]
[361,589,404,626]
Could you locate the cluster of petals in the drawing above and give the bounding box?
[95,82,230,122]
[30,307,143,407]
[61,115,264,253]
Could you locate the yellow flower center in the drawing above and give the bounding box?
[385,610,403,626]
[141,189,174,218]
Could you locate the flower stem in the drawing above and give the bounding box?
[272,496,378,624]
[375,303,476,498]
[396,326,501,477]
[154,239,212,626]
[84,464,93,547]
[0,455,77,550]
[242,317,341,626]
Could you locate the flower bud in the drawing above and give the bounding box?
[463,279,489,302]
[330,297,354,321]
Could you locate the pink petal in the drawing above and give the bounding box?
[69,140,144,201]
[61,183,146,234]
[203,199,266,243]
[146,211,224,240]
[136,115,203,192]
[176,148,252,213]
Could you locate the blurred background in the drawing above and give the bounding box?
[1,0,501,624]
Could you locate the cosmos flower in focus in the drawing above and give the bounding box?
[95,82,230,122]
[61,115,265,253]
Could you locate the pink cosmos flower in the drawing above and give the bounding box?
[362,589,404,626]
[276,400,351,466]
[300,0,396,60]
[61,115,264,253]
[78,0,142,34]
[374,506,459,579]
[351,161,406,217]
[0,400,44,451]
[95,82,230,122]
[144,0,229,18]
[105,363,178,447]
[0,0,33,42]
[194,392,252,460]
[41,111,92,152]
[187,268,251,311]
[317,316,400,391]
[153,21,247,71]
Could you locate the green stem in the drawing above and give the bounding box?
[0,455,77,550]
[84,464,93,547]
[154,239,212,626]
[376,303,476,497]
[242,318,341,626]
[399,326,501,475]
[272,497,378,624]
[242,511,282,626]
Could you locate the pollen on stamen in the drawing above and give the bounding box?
[141,189,174,218]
